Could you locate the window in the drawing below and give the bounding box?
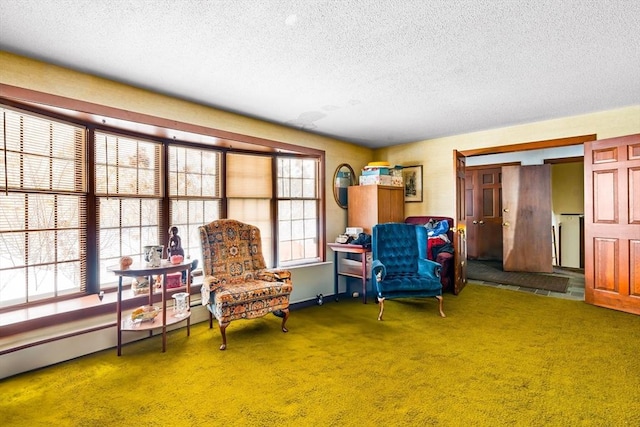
[94,131,162,289]
[226,154,321,267]
[277,157,320,265]
[168,145,222,271]
[0,99,325,309]
[0,107,86,307]
[226,153,274,266]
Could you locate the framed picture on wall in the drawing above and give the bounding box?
[402,165,423,202]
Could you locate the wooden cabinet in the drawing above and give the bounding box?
[347,185,404,234]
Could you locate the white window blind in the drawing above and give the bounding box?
[226,153,273,265]
[95,132,161,196]
[168,146,222,270]
[227,153,272,198]
[94,131,162,289]
[0,107,86,306]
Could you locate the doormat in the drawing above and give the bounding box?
[467,260,570,293]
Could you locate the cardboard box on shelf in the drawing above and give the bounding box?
[359,175,403,187]
[361,167,390,176]
[361,165,403,176]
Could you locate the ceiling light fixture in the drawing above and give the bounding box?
[285,14,297,26]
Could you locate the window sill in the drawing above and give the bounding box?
[283,261,331,270]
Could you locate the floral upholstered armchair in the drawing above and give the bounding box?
[371,222,445,320]
[199,219,293,350]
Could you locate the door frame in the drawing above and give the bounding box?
[453,150,467,294]
[460,135,596,272]
[460,134,596,158]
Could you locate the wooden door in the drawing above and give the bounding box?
[502,165,553,273]
[466,167,504,260]
[453,150,468,294]
[379,186,405,225]
[348,185,378,233]
[584,134,640,315]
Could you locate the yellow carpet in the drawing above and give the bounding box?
[1,283,639,426]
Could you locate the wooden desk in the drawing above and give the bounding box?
[108,260,192,356]
[328,243,371,304]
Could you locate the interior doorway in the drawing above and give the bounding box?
[465,159,585,296]
[465,165,509,261]
[464,147,586,274]
[459,134,597,298]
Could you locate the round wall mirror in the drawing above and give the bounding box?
[333,163,356,209]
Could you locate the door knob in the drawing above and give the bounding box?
[502,222,510,227]
[479,220,484,225]
[472,220,478,224]
[503,208,509,213]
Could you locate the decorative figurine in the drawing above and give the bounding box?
[168,226,187,282]
[131,276,150,295]
[167,226,184,259]
[143,245,163,267]
[119,256,133,270]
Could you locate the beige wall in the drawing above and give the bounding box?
[1,50,639,233]
[3,51,639,376]
[375,106,640,220]
[0,51,373,248]
[551,162,584,214]
[551,162,585,266]
[7,50,638,376]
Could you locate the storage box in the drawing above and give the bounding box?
[362,165,403,176]
[361,167,391,176]
[389,166,403,177]
[359,175,403,187]
[166,272,182,288]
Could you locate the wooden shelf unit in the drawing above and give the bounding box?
[108,261,192,356]
[328,243,371,303]
[347,185,404,234]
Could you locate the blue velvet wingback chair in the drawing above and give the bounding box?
[371,223,445,320]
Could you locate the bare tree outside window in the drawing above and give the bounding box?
[0,107,85,306]
[95,132,162,289]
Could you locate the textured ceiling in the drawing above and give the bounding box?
[1,1,638,148]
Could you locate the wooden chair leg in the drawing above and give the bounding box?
[208,309,213,329]
[280,308,290,333]
[218,321,229,350]
[377,297,385,321]
[436,295,446,318]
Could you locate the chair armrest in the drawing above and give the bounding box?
[371,259,386,282]
[202,275,223,291]
[257,269,292,284]
[201,275,223,305]
[418,258,442,279]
